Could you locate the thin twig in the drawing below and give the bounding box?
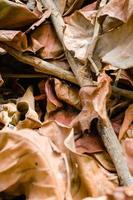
[0,43,77,85]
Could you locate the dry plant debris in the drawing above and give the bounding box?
[0,0,133,199]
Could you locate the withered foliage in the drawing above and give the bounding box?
[0,0,133,199]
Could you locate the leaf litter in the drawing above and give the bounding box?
[0,0,133,199]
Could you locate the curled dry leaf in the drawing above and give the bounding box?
[0,0,41,29]
[39,120,72,153]
[54,79,81,110]
[99,0,133,24]
[0,23,63,60]
[45,79,63,113]
[75,133,104,154]
[43,78,80,125]
[71,85,98,133]
[0,125,72,199]
[17,86,41,129]
[64,4,97,62]
[95,16,133,69]
[56,0,85,16]
[0,15,63,60]
[98,0,133,32]
[94,152,116,172]
[0,30,28,52]
[46,108,78,126]
[30,22,63,59]
[123,138,133,175]
[64,131,117,199]
[119,104,133,140]
[71,73,111,132]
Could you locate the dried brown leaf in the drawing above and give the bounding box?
[107,185,133,200]
[75,134,104,154]
[0,125,72,199]
[17,86,41,129]
[0,0,41,29]
[64,5,97,62]
[99,0,133,24]
[0,30,28,51]
[95,16,133,69]
[56,0,85,16]
[119,104,133,140]
[46,109,78,126]
[123,138,133,175]
[71,73,111,132]
[54,79,81,110]
[30,22,63,59]
[45,79,63,113]
[65,131,117,199]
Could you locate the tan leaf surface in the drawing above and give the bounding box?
[99,0,133,24]
[123,138,133,175]
[64,5,97,62]
[0,18,63,60]
[71,73,111,132]
[95,16,133,69]
[56,0,85,15]
[107,185,133,200]
[30,22,63,59]
[0,30,28,52]
[83,197,107,200]
[119,104,133,140]
[46,109,78,126]
[84,185,133,199]
[0,123,72,199]
[94,152,116,172]
[0,0,41,29]
[45,79,63,113]
[65,131,117,199]
[75,133,104,154]
[54,78,81,110]
[16,86,42,129]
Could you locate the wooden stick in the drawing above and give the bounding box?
[99,118,133,185]
[1,44,132,101]
[41,0,93,87]
[40,0,133,185]
[0,43,77,85]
